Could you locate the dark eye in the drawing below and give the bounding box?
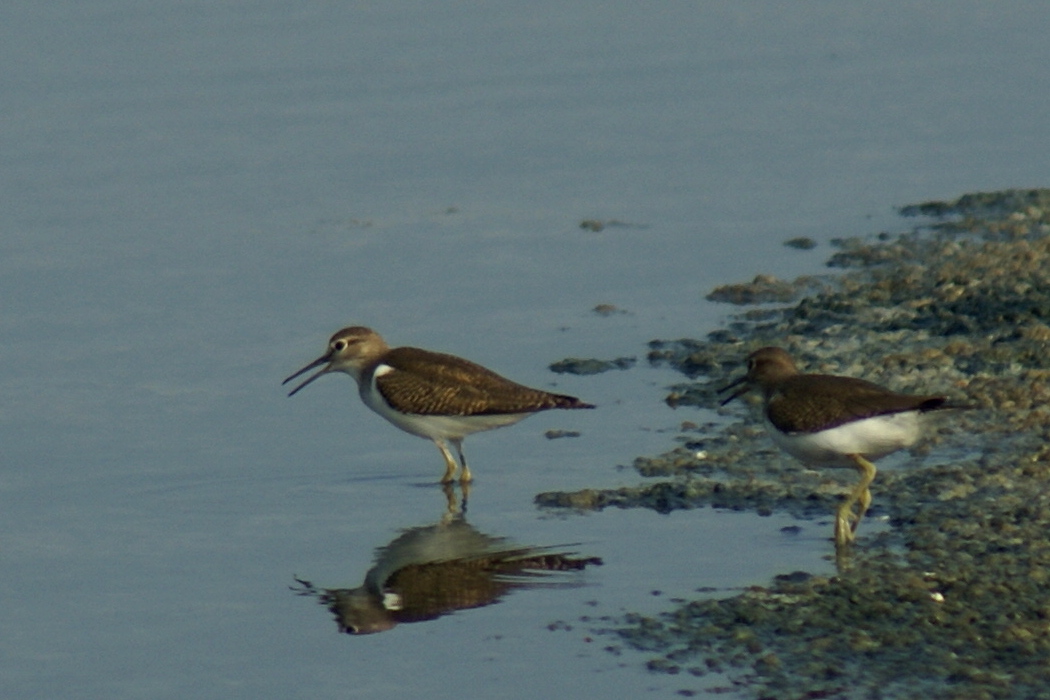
[333,340,346,351]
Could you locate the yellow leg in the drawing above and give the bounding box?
[853,484,873,534]
[451,438,472,483]
[834,506,854,548]
[835,454,877,547]
[435,441,459,483]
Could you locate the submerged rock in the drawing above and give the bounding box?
[549,356,636,375]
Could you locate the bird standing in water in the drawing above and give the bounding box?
[285,326,594,483]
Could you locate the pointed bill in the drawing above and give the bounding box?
[283,352,335,396]
[717,374,750,406]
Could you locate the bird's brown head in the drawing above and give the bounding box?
[283,326,390,396]
[718,346,800,405]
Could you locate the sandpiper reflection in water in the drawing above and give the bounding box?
[293,485,602,634]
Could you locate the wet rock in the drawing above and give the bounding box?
[898,188,1050,219]
[535,488,610,510]
[578,219,649,232]
[705,274,824,305]
[549,357,636,375]
[783,236,818,250]
[544,429,581,440]
[592,303,627,316]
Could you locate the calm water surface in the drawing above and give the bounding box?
[3,2,1049,698]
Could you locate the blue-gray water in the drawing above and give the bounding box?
[3,2,1048,698]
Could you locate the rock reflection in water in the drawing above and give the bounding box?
[294,486,602,634]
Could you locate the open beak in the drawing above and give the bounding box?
[283,352,334,397]
[716,375,751,406]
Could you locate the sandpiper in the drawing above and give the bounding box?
[284,326,594,483]
[720,346,961,548]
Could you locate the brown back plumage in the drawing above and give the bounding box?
[766,374,948,434]
[723,346,953,434]
[375,347,595,416]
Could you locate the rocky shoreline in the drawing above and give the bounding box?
[540,189,1050,699]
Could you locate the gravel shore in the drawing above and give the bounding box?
[539,189,1050,699]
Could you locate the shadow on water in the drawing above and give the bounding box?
[292,484,603,635]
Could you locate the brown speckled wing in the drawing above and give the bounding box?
[765,374,947,434]
[381,549,603,623]
[374,347,591,415]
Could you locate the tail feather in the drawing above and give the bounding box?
[920,397,975,413]
[552,393,595,409]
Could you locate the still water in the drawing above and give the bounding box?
[3,2,1048,698]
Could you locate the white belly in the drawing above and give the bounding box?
[765,411,923,467]
[360,382,529,441]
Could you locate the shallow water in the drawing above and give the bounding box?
[3,2,1049,698]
